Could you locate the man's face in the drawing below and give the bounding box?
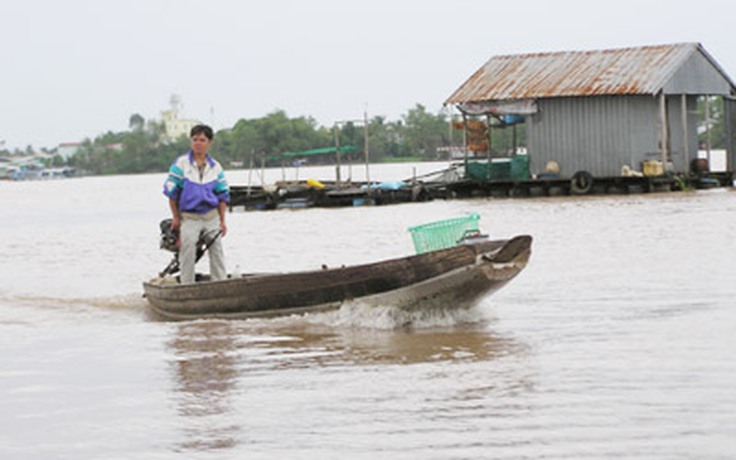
[191,133,211,156]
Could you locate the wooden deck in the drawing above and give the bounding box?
[228,172,733,211]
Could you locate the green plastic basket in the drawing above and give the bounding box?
[408,212,481,254]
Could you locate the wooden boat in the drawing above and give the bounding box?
[143,235,532,321]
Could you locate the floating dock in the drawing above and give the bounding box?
[228,169,732,211]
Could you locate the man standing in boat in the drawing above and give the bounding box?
[163,124,230,284]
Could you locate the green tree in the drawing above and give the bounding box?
[488,116,527,156]
[364,116,388,162]
[697,96,725,149]
[129,113,145,132]
[49,154,65,167]
[399,104,449,159]
[218,110,332,166]
[61,104,478,176]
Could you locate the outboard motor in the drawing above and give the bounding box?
[159,218,179,252]
[157,218,221,278]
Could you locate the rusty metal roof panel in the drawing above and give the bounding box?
[446,43,702,104]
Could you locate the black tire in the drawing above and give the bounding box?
[570,170,594,195]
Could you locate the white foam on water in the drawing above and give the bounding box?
[322,301,489,330]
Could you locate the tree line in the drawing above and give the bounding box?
[60,104,526,175]
[6,96,726,176]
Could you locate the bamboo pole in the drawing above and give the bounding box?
[334,124,341,186]
[246,148,254,199]
[705,95,712,166]
[681,94,688,172]
[660,92,669,164]
[364,110,370,185]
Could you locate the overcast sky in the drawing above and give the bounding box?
[3,0,735,150]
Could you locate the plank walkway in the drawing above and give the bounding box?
[228,172,733,211]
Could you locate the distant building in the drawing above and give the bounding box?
[58,142,82,160]
[445,42,736,177]
[161,95,199,142]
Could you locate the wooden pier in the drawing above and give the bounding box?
[229,181,435,211]
[228,172,733,211]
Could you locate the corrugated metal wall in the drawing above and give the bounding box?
[664,51,734,95]
[527,95,697,177]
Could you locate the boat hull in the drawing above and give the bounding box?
[143,236,531,320]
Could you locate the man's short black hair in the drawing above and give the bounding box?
[190,124,214,140]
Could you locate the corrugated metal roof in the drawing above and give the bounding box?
[445,43,714,104]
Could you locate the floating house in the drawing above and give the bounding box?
[445,43,736,180]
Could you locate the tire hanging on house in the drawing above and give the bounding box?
[570,170,594,195]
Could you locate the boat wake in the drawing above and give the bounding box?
[322,301,491,330]
[0,292,147,318]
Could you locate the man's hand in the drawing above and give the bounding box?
[218,201,228,237]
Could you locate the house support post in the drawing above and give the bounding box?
[681,94,688,173]
[659,91,670,165]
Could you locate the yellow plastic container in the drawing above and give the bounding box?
[642,160,664,177]
[307,178,325,189]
